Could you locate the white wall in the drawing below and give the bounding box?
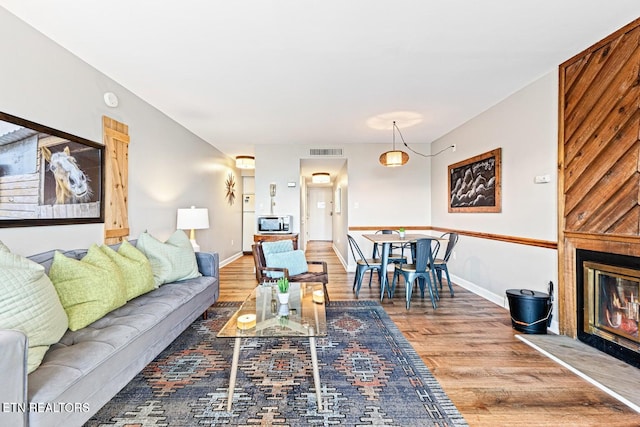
[255,141,433,268]
[430,71,559,329]
[332,161,349,264]
[0,9,242,263]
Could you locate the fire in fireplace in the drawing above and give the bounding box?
[576,249,640,369]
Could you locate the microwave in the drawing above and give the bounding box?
[257,215,293,234]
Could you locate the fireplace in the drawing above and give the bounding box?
[576,249,640,368]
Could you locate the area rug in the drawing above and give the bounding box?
[84,301,467,426]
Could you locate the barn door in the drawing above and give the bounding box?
[102,116,130,244]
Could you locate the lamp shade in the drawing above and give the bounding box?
[312,172,331,184]
[176,206,210,230]
[379,150,409,167]
[235,156,255,169]
[379,120,410,167]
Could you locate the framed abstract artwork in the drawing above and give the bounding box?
[448,148,501,213]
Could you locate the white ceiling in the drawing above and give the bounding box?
[2,1,640,170]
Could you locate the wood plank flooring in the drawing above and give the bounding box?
[218,241,640,426]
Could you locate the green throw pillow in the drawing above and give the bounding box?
[100,241,155,300]
[0,242,68,373]
[82,244,127,306]
[49,250,126,331]
[136,230,201,287]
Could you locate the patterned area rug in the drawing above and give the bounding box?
[85,301,467,426]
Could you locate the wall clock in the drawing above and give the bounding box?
[225,173,236,205]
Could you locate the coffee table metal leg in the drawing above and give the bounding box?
[227,337,241,411]
[308,329,322,411]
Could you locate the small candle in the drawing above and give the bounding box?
[313,290,324,304]
[237,314,256,330]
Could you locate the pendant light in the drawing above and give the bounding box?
[379,121,409,167]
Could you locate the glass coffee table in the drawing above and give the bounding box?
[217,282,327,411]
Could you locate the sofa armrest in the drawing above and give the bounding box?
[195,252,219,278]
[0,330,28,427]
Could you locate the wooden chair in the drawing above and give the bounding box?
[252,241,330,304]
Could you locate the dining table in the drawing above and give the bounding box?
[362,233,448,301]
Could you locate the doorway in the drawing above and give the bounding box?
[307,187,333,241]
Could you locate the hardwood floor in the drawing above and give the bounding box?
[218,241,640,426]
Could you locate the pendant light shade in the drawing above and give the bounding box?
[379,150,409,167]
[379,121,410,167]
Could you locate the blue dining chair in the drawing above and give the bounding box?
[347,234,382,297]
[391,238,439,309]
[372,229,409,264]
[433,232,459,297]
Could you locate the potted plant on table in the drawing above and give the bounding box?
[398,227,406,239]
[277,277,290,304]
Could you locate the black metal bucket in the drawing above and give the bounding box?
[506,282,553,334]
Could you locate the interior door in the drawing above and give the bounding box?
[307,187,332,241]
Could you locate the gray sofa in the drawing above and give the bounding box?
[0,244,220,427]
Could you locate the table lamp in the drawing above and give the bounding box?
[176,206,209,251]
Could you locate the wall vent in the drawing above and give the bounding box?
[309,148,343,157]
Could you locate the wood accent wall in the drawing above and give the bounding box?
[558,18,640,336]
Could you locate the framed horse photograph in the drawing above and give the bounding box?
[0,111,104,227]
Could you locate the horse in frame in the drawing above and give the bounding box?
[41,145,92,204]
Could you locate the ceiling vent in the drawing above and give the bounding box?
[309,148,343,157]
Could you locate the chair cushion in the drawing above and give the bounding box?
[264,249,309,278]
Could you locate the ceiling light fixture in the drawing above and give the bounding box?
[379,121,410,167]
[235,155,255,169]
[312,172,331,184]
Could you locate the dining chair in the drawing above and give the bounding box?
[433,232,459,297]
[372,229,409,264]
[347,234,383,297]
[391,238,440,309]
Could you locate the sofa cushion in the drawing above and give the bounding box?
[100,241,155,300]
[0,241,68,373]
[136,230,201,287]
[49,250,127,331]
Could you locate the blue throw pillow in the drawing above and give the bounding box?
[264,249,308,278]
[261,240,294,257]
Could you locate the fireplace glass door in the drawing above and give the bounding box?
[584,262,639,350]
